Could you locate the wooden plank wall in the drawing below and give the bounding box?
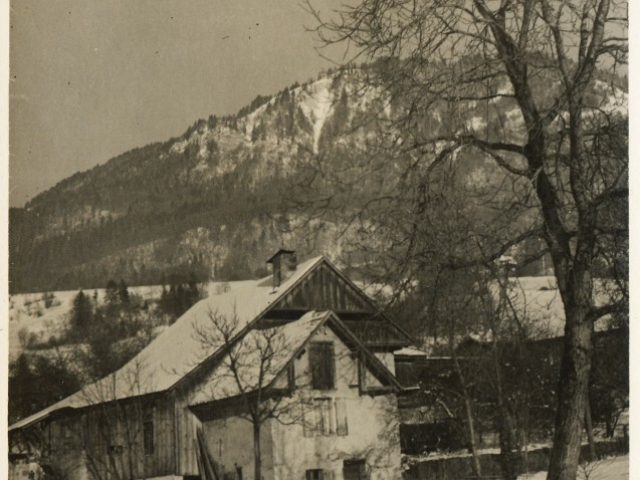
[45,396,176,480]
[175,390,202,476]
[274,264,373,313]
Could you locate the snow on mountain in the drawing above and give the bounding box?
[297,77,335,153]
[10,65,627,294]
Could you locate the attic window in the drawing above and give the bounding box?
[309,342,335,390]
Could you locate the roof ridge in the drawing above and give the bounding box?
[9,256,328,432]
[166,255,326,391]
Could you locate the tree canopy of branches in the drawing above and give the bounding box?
[9,353,82,425]
[66,282,157,381]
[193,309,305,480]
[304,1,627,479]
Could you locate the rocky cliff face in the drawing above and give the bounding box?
[9,64,627,293]
[9,67,388,292]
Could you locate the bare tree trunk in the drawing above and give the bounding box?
[253,422,262,480]
[521,426,529,474]
[546,303,593,480]
[497,412,519,480]
[490,340,518,480]
[452,355,482,479]
[585,392,596,461]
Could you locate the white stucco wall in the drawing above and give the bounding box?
[202,415,273,480]
[199,323,401,480]
[270,325,402,480]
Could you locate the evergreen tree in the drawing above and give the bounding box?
[158,273,203,321]
[118,279,130,304]
[41,291,56,308]
[9,353,81,424]
[105,279,118,305]
[70,290,93,336]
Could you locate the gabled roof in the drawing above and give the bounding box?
[10,255,409,432]
[269,256,414,347]
[10,256,324,431]
[189,310,330,404]
[189,310,403,407]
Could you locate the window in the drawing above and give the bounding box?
[306,469,334,480]
[306,469,323,480]
[343,459,368,480]
[108,445,124,455]
[335,398,349,436]
[143,410,154,455]
[303,398,348,437]
[316,398,333,435]
[60,419,75,446]
[309,342,335,390]
[223,467,243,480]
[62,421,72,440]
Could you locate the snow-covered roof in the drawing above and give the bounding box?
[189,309,402,407]
[189,310,329,404]
[394,347,429,357]
[10,256,325,431]
[489,276,622,338]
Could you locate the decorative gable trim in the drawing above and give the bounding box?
[265,311,404,394]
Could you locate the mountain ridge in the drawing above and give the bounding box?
[9,63,627,293]
[10,66,380,292]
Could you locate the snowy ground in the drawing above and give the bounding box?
[518,455,628,480]
[8,285,165,357]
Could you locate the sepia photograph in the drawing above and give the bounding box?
[5,1,630,479]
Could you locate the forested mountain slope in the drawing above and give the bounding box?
[9,63,627,293]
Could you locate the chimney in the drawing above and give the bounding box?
[266,249,297,288]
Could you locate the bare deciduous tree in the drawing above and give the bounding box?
[302,1,627,479]
[193,309,310,480]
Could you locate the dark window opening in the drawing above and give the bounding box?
[108,445,124,455]
[309,342,335,390]
[306,469,327,480]
[343,459,367,480]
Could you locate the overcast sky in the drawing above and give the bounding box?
[9,0,344,207]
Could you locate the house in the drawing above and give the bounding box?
[394,274,627,455]
[9,251,414,480]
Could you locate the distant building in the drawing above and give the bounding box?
[9,251,413,480]
[395,275,627,456]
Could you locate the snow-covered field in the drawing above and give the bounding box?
[8,285,165,357]
[518,455,628,480]
[10,277,316,357]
